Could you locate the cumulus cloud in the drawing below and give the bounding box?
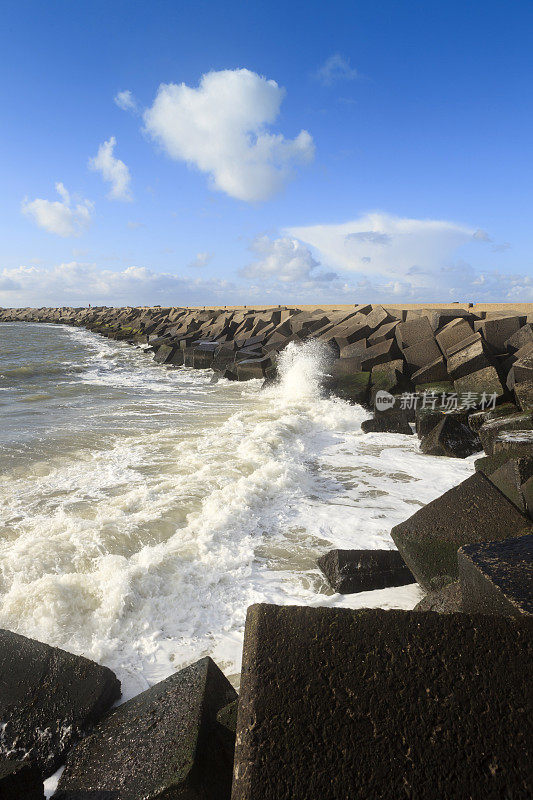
[0,262,235,307]
[88,137,132,200]
[242,235,337,285]
[315,54,358,86]
[114,90,139,113]
[288,213,475,286]
[143,68,315,202]
[21,183,94,237]
[189,251,213,268]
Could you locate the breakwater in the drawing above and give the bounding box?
[0,302,532,798]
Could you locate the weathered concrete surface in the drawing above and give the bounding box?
[317,549,414,593]
[390,472,532,589]
[232,604,533,800]
[0,629,120,777]
[0,760,45,799]
[459,534,533,617]
[54,656,237,800]
[413,580,462,612]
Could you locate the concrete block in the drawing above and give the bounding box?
[390,471,532,589]
[459,534,533,616]
[317,549,414,593]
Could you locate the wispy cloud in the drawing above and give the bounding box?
[89,137,132,201]
[21,183,94,237]
[189,251,213,268]
[114,90,139,113]
[315,54,358,86]
[143,68,315,202]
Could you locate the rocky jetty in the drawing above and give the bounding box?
[1,302,532,797]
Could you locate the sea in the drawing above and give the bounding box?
[0,321,475,700]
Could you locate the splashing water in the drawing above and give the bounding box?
[0,323,475,699]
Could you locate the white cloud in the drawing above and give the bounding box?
[288,212,475,286]
[127,220,144,230]
[242,235,337,285]
[0,262,235,307]
[114,90,139,113]
[315,54,358,86]
[143,68,315,202]
[189,251,213,268]
[88,137,132,201]
[21,183,94,237]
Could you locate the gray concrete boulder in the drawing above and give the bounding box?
[505,323,533,353]
[367,319,399,345]
[435,317,474,355]
[361,404,413,435]
[232,604,533,800]
[395,316,434,349]
[487,457,533,514]
[54,657,237,800]
[420,415,481,458]
[410,356,448,384]
[413,581,462,612]
[515,379,533,411]
[454,365,505,402]
[153,343,178,363]
[391,471,532,589]
[329,372,370,405]
[0,629,120,777]
[236,357,272,380]
[317,549,414,593]
[447,338,491,379]
[492,429,533,457]
[479,412,533,454]
[359,339,400,371]
[459,534,533,617]
[0,760,44,799]
[477,315,522,351]
[468,401,519,431]
[403,337,442,374]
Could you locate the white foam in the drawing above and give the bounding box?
[0,331,475,699]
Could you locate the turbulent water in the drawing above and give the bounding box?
[0,322,475,700]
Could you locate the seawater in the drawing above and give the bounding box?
[0,322,475,700]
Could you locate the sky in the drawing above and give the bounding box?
[1,0,532,307]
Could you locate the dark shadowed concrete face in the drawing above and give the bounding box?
[390,471,532,589]
[0,629,120,778]
[317,549,414,594]
[0,760,45,799]
[54,657,237,800]
[459,534,533,617]
[233,604,532,800]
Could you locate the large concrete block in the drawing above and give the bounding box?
[477,315,522,351]
[447,338,491,379]
[479,411,533,454]
[359,339,400,371]
[453,365,505,401]
[390,471,532,589]
[395,316,434,349]
[413,581,462,612]
[0,629,120,777]
[459,534,533,617]
[487,457,533,514]
[367,319,399,345]
[232,604,533,800]
[317,549,414,593]
[329,371,370,405]
[515,379,533,411]
[403,338,442,373]
[410,356,448,384]
[55,657,237,800]
[504,323,533,353]
[435,317,474,355]
[420,415,481,458]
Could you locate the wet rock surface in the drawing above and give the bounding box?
[390,471,532,589]
[317,549,414,593]
[459,534,533,617]
[54,657,237,800]
[0,629,120,777]
[233,604,533,800]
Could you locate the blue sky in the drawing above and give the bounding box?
[1,0,532,306]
